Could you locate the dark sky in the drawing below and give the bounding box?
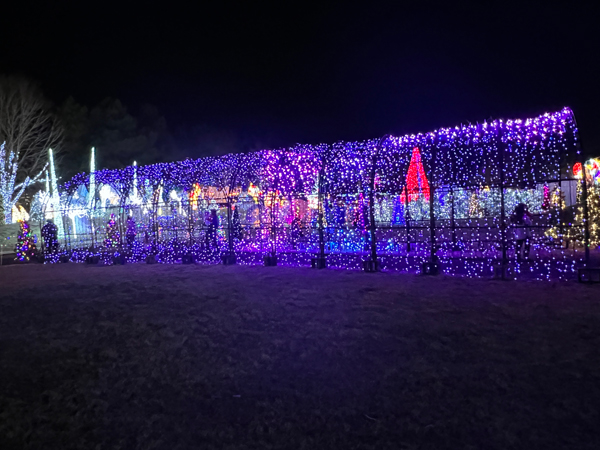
[2,2,599,155]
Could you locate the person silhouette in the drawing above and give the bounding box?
[511,203,532,261]
[208,209,219,249]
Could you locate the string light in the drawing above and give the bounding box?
[1,142,47,223]
[40,107,592,280]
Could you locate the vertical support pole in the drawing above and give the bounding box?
[451,155,457,250]
[227,200,233,254]
[173,203,178,244]
[39,218,44,255]
[557,142,564,242]
[270,191,277,258]
[500,139,508,277]
[451,186,457,249]
[118,203,126,250]
[153,191,159,253]
[581,162,591,266]
[226,161,241,263]
[62,208,69,254]
[89,186,96,250]
[188,198,193,247]
[404,180,411,252]
[258,203,263,254]
[318,165,326,261]
[368,151,378,269]
[90,217,96,250]
[429,145,437,266]
[288,195,294,250]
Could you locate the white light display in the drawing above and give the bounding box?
[0,142,47,223]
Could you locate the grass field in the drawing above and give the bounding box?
[1,263,599,449]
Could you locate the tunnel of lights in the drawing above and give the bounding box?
[35,107,599,280]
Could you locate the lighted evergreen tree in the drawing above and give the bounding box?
[400,147,430,221]
[105,214,120,248]
[468,191,484,218]
[541,184,551,211]
[544,186,567,243]
[588,186,600,246]
[565,183,600,247]
[401,147,429,203]
[565,182,585,246]
[14,220,37,262]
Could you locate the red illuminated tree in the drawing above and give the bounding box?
[401,147,430,203]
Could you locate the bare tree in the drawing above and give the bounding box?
[0,76,62,223]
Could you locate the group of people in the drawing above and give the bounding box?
[38,203,535,262]
[101,210,222,252]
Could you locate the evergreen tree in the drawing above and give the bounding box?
[105,214,120,248]
[14,220,36,262]
[565,182,600,247]
[468,191,484,218]
[588,186,600,246]
[541,184,551,211]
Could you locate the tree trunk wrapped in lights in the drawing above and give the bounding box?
[0,143,47,223]
[0,76,62,223]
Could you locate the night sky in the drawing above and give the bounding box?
[2,2,599,155]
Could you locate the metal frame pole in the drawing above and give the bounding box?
[557,140,564,242]
[367,135,390,270]
[499,136,508,278]
[429,145,437,266]
[225,158,243,263]
[451,153,457,250]
[187,198,193,247]
[270,191,277,258]
[318,166,326,261]
[368,151,378,268]
[581,162,591,266]
[89,185,96,250]
[227,199,233,253]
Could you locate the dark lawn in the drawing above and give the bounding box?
[0,263,599,449]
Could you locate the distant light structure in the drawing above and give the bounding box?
[89,147,96,209]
